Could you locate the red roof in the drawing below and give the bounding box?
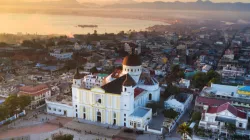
[196,96,230,106]
[18,84,49,96]
[134,88,145,98]
[237,110,247,119]
[217,103,237,116]
[19,84,48,92]
[207,106,218,113]
[206,102,247,119]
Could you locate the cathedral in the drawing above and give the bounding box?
[64,52,160,130]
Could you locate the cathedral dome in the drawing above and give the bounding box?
[122,54,141,66]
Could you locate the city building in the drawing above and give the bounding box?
[19,84,51,109]
[50,49,73,60]
[82,73,108,89]
[164,93,193,113]
[46,53,160,130]
[199,103,248,134]
[46,95,73,117]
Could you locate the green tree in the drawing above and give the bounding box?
[225,123,236,137]
[164,84,180,98]
[4,94,19,115]
[177,122,192,140]
[18,95,31,111]
[191,112,201,122]
[163,109,179,119]
[0,105,8,121]
[90,67,98,74]
[52,133,74,140]
[192,72,208,89]
[206,70,220,80]
[146,102,161,114]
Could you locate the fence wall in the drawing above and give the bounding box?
[0,110,26,126]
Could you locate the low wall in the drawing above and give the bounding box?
[0,110,26,126]
[147,125,163,134]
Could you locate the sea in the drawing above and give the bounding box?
[0,13,167,35]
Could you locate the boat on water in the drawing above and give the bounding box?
[77,25,98,28]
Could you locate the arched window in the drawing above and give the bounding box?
[149,93,152,100]
[97,111,101,122]
[98,99,102,104]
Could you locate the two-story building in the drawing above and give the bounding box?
[19,84,51,109]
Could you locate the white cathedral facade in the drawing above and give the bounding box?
[47,53,160,130]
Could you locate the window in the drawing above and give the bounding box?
[48,107,51,110]
[239,123,243,128]
[124,123,126,127]
[76,109,78,112]
[113,113,116,118]
[149,93,152,100]
[98,99,102,104]
[138,69,139,71]
[124,118,126,121]
[58,109,61,112]
[137,123,141,127]
[124,114,126,117]
[53,108,56,111]
[124,88,127,92]
[83,107,86,112]
[131,69,133,72]
[75,105,77,108]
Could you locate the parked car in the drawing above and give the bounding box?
[136,130,144,134]
[123,128,133,133]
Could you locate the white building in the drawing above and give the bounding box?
[179,79,190,88]
[202,65,212,73]
[222,65,246,78]
[199,103,248,134]
[84,63,96,72]
[46,95,73,117]
[82,73,108,89]
[164,93,193,113]
[50,49,73,60]
[46,53,160,130]
[19,84,51,110]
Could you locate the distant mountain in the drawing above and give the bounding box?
[1,0,83,8]
[80,2,100,8]
[105,0,250,12]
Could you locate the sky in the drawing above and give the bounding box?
[8,0,250,3]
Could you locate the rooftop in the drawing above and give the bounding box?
[206,102,247,119]
[102,74,135,94]
[19,84,49,93]
[46,95,72,106]
[130,107,151,118]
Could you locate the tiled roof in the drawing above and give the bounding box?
[19,89,49,96]
[134,88,145,98]
[123,75,136,87]
[217,102,237,116]
[19,84,48,92]
[102,74,135,94]
[206,102,247,119]
[196,96,230,106]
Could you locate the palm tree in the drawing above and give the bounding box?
[225,123,236,138]
[177,122,192,140]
